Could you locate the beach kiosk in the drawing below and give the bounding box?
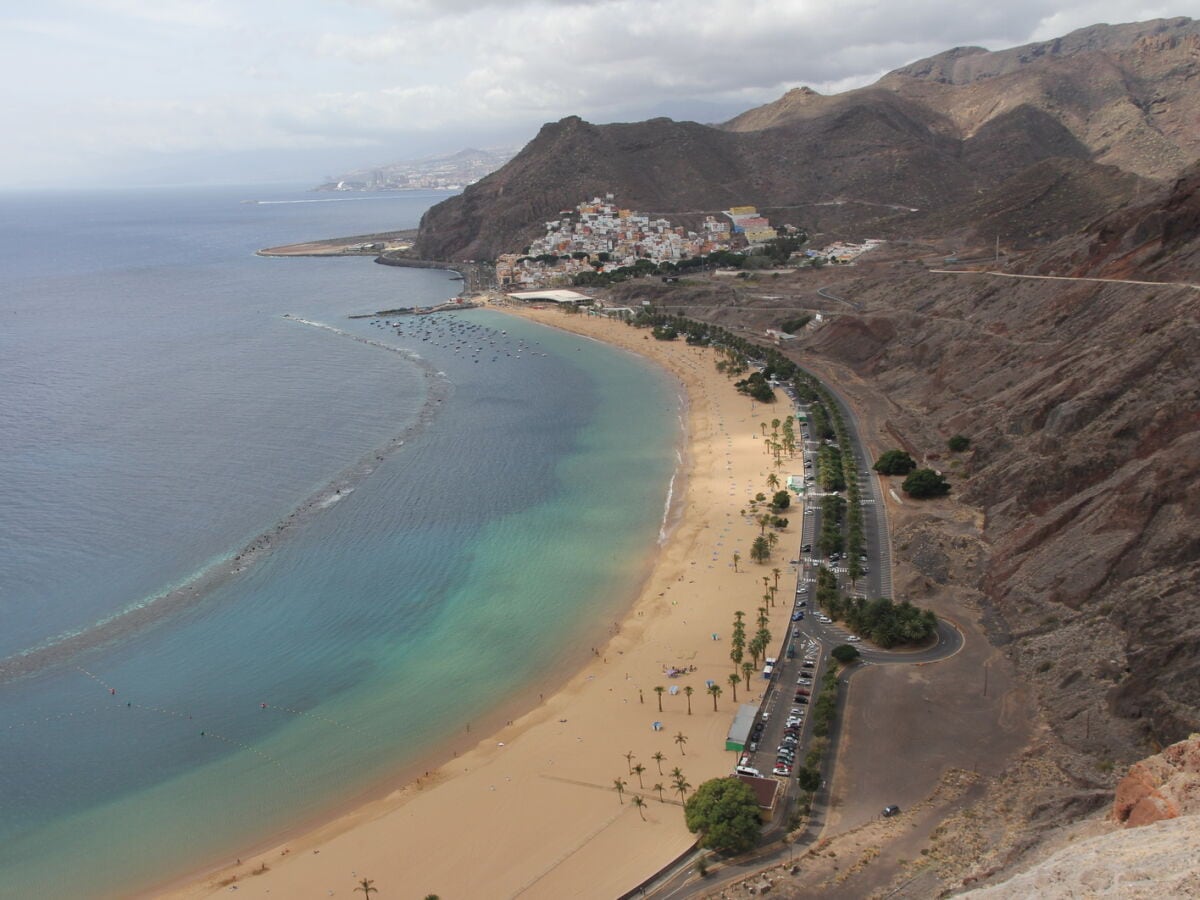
[725,703,759,752]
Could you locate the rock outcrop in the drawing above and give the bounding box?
[1113,733,1200,827]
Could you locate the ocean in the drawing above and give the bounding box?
[0,186,681,896]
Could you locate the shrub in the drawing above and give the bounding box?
[873,449,917,475]
[901,468,951,499]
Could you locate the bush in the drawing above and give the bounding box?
[873,449,916,475]
[831,644,860,663]
[902,468,951,499]
[947,434,970,452]
[770,490,791,510]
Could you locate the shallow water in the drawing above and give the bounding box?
[0,186,681,896]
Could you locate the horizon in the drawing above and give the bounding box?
[0,3,1191,190]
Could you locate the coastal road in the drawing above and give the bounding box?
[639,370,954,900]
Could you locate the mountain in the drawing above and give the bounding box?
[413,17,1200,261]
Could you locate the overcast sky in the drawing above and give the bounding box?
[0,0,1193,188]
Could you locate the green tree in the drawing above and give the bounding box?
[684,777,762,853]
[873,449,917,475]
[684,685,694,715]
[742,661,754,692]
[947,434,970,452]
[613,777,627,804]
[632,794,648,820]
[674,731,688,756]
[355,878,378,899]
[750,535,771,563]
[831,644,860,663]
[708,683,723,711]
[766,472,780,491]
[727,672,740,702]
[797,767,821,792]
[654,685,665,712]
[902,468,951,499]
[770,490,791,511]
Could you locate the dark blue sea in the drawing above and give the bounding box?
[0,186,680,896]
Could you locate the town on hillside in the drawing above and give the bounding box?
[494,193,881,288]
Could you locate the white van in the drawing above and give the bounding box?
[762,664,774,679]
[735,765,762,777]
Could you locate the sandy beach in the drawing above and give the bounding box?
[169,303,803,899]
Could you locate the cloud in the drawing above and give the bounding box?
[2,0,1196,186]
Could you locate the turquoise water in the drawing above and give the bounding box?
[0,187,680,896]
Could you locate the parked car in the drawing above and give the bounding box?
[883,805,901,817]
[847,635,862,642]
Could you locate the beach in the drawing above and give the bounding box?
[169,303,802,899]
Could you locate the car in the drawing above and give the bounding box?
[785,720,802,729]
[791,612,802,621]
[883,805,901,817]
[773,765,792,776]
[847,635,862,642]
[794,696,809,705]
[804,508,813,516]
[790,706,805,715]
[802,544,812,552]
[748,741,758,752]
[818,616,832,624]
[794,688,810,696]
[802,661,815,668]
[792,628,800,638]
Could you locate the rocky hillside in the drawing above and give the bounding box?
[798,163,1200,761]
[414,17,1199,261]
[961,735,1200,897]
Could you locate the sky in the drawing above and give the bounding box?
[0,0,1194,189]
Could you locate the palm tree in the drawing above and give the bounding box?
[683,685,694,715]
[731,550,740,572]
[766,472,780,491]
[759,422,767,436]
[673,774,692,802]
[633,762,646,788]
[708,683,723,711]
[355,878,378,899]
[742,661,754,692]
[767,531,779,552]
[613,777,627,805]
[653,782,666,803]
[624,750,636,775]
[758,513,771,535]
[772,567,782,592]
[728,672,740,702]
[654,685,665,712]
[632,794,647,820]
[651,750,665,774]
[674,731,688,757]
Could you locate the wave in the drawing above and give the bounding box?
[0,319,452,686]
